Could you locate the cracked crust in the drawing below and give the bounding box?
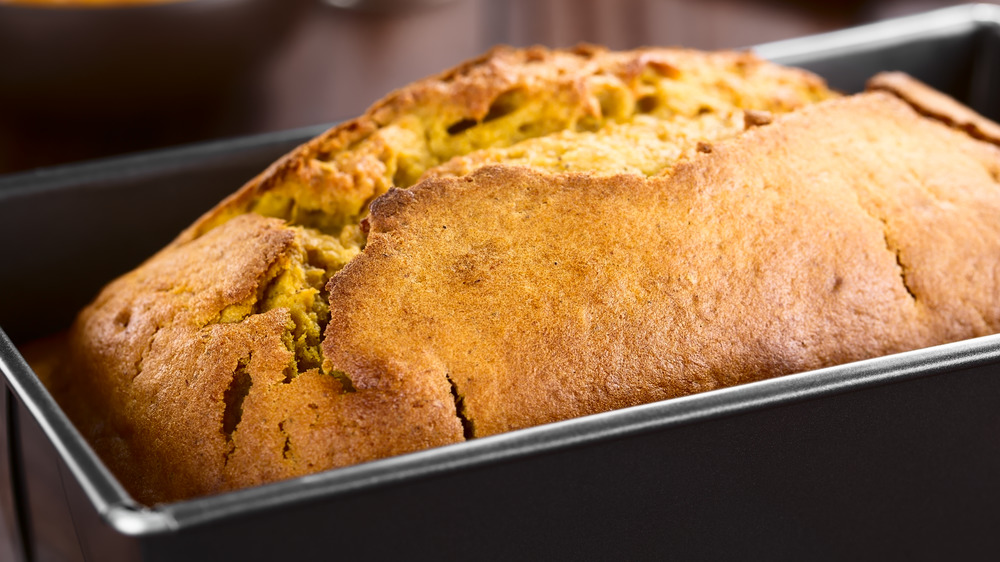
[51,45,837,505]
[63,214,463,502]
[46,44,1000,506]
[323,93,1000,436]
[171,45,832,247]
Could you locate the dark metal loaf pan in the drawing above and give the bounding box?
[3,5,1000,560]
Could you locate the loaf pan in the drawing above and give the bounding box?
[3,5,1000,560]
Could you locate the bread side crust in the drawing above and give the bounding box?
[324,92,1000,436]
[63,214,464,503]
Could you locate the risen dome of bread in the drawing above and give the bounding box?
[47,45,1000,505]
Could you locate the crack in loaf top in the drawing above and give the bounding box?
[172,45,834,249]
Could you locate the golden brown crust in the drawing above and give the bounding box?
[65,214,298,500]
[324,92,1000,436]
[51,43,1000,506]
[867,71,1000,146]
[54,44,837,505]
[63,214,463,502]
[171,45,832,247]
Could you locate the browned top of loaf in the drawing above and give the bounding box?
[172,44,832,248]
[324,92,1000,436]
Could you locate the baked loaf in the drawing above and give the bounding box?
[48,45,1000,505]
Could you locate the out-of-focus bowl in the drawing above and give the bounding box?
[0,0,306,171]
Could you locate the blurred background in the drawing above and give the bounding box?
[0,0,992,174]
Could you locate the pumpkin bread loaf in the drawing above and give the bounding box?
[45,45,1000,505]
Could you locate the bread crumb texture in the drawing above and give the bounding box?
[49,45,1000,505]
